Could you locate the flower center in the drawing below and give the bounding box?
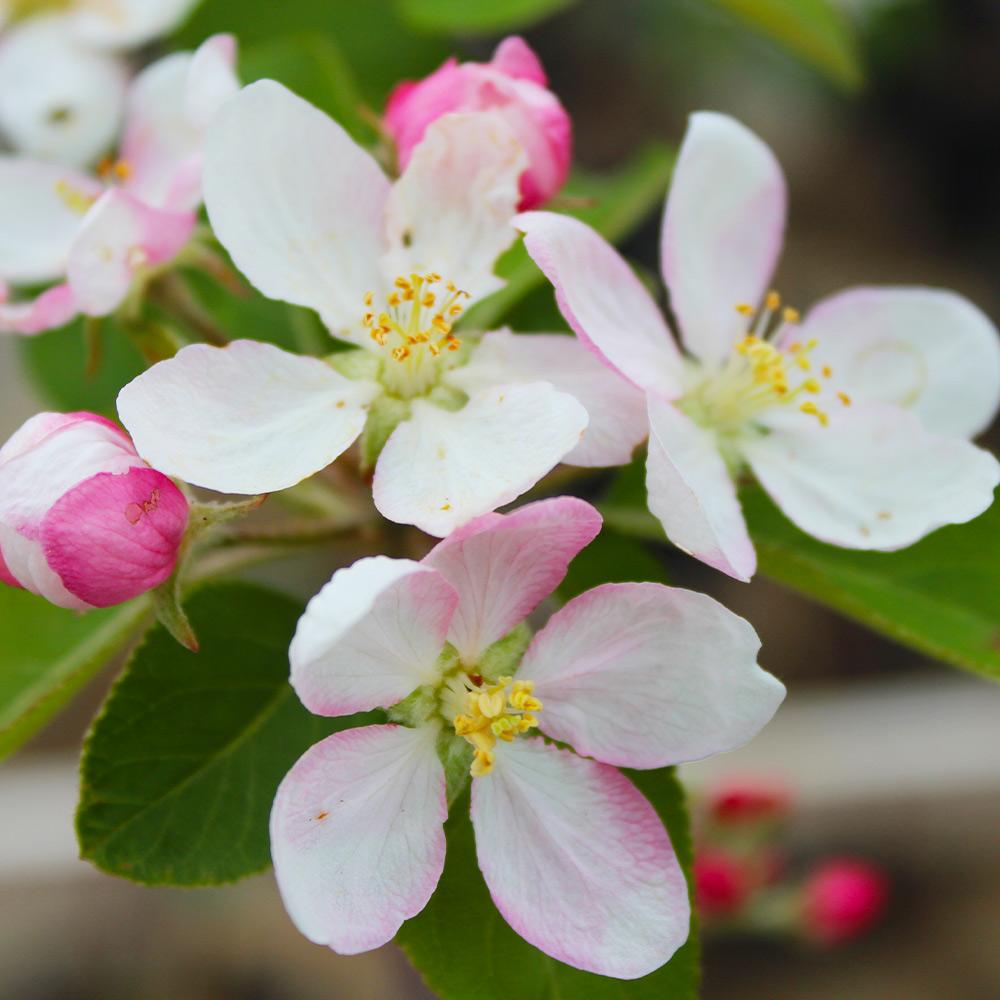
[54,178,98,215]
[97,156,132,184]
[362,272,469,398]
[441,672,542,778]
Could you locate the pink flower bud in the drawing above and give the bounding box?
[0,411,189,609]
[801,859,889,944]
[694,848,751,917]
[707,775,792,825]
[384,36,572,209]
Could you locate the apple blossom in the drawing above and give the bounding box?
[517,112,1000,580]
[0,411,188,610]
[270,496,785,977]
[385,35,571,209]
[800,859,889,944]
[0,33,238,335]
[117,80,647,536]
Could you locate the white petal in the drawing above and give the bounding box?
[383,112,525,303]
[271,724,446,954]
[423,496,602,662]
[516,210,682,397]
[446,329,648,466]
[794,286,1000,439]
[290,557,458,716]
[70,0,201,49]
[117,340,378,494]
[520,582,785,768]
[743,402,1000,550]
[203,81,389,342]
[373,382,588,537]
[646,393,756,580]
[471,738,689,979]
[661,112,786,366]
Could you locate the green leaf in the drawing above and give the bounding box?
[0,589,151,760]
[559,530,669,602]
[742,485,1000,681]
[396,0,577,33]
[465,143,675,331]
[398,765,698,999]
[76,582,374,885]
[702,0,863,91]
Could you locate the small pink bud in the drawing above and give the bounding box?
[694,848,751,917]
[801,859,889,944]
[384,36,572,210]
[708,775,791,825]
[0,411,189,609]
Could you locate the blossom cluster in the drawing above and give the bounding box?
[0,12,996,983]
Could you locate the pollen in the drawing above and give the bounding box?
[97,157,132,182]
[54,178,97,214]
[451,676,542,777]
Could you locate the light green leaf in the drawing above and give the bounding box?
[466,143,675,331]
[396,0,577,33]
[0,589,151,760]
[397,766,698,999]
[76,582,375,885]
[703,0,863,91]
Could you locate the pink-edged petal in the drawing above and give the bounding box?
[646,393,756,580]
[0,156,101,284]
[0,282,76,336]
[41,466,188,606]
[446,329,648,467]
[271,723,446,954]
[516,210,682,397]
[0,411,128,466]
[383,112,525,303]
[373,382,588,538]
[69,0,200,49]
[743,402,1000,550]
[423,496,602,663]
[290,557,458,716]
[0,542,21,589]
[204,80,389,344]
[67,189,194,316]
[661,112,787,366]
[491,35,547,84]
[792,286,1000,440]
[471,738,689,979]
[520,582,784,768]
[117,340,378,494]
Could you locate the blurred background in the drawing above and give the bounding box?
[2,0,1000,996]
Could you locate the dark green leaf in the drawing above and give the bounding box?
[396,0,577,33]
[0,589,151,760]
[76,582,375,885]
[398,765,698,999]
[559,530,669,602]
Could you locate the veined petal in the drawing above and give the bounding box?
[646,394,756,581]
[446,329,648,467]
[204,80,389,343]
[423,496,602,663]
[471,738,689,979]
[0,282,76,336]
[520,582,785,768]
[383,112,525,303]
[743,402,1000,550]
[271,724,446,955]
[69,0,201,49]
[290,557,458,716]
[0,156,101,284]
[661,112,786,366]
[516,210,682,397]
[117,340,378,494]
[793,286,1000,440]
[373,382,588,537]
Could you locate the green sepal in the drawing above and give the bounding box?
[425,381,467,412]
[477,622,533,682]
[437,728,473,807]
[359,393,411,471]
[327,347,381,382]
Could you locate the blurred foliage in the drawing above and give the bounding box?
[396,0,578,33]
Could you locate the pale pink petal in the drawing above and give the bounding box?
[520,583,785,768]
[791,286,1000,439]
[271,724,446,954]
[446,329,648,467]
[423,496,602,663]
[490,35,547,84]
[0,156,101,284]
[373,382,588,538]
[743,402,999,550]
[117,340,378,494]
[383,112,525,303]
[646,393,756,580]
[184,34,239,128]
[0,282,76,336]
[471,738,689,979]
[204,80,389,344]
[516,211,682,397]
[290,557,458,716]
[67,189,194,316]
[661,112,787,366]
[70,0,201,49]
[0,411,127,466]
[41,467,188,606]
